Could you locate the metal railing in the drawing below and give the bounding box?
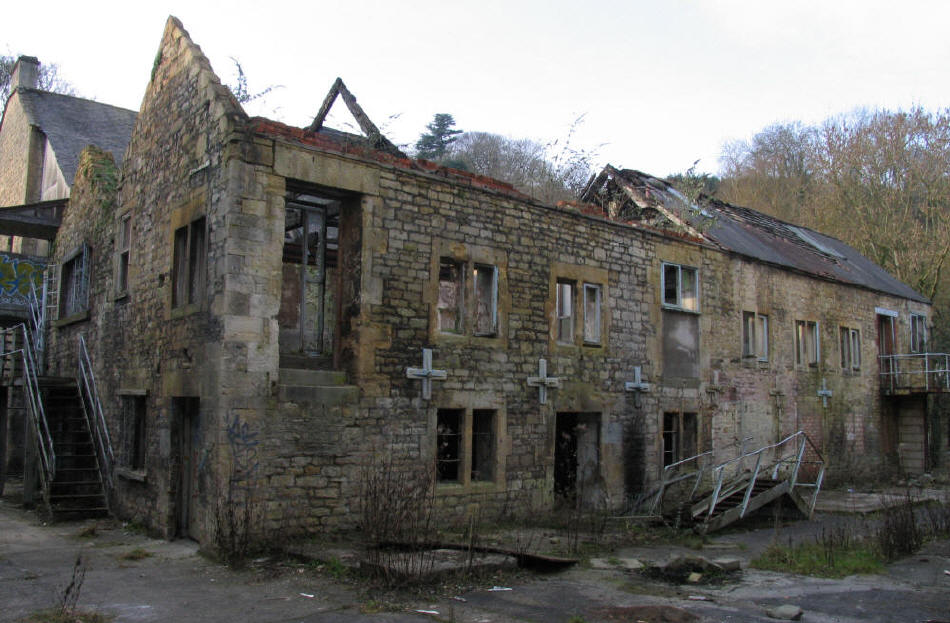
[78,334,114,495]
[879,353,950,393]
[0,323,56,499]
[700,431,822,521]
[647,436,752,515]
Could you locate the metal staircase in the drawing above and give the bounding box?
[0,275,112,520]
[648,431,825,533]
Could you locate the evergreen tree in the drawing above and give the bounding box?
[415,113,462,160]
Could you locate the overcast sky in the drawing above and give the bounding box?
[4,0,949,176]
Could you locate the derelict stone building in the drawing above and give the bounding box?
[0,18,946,545]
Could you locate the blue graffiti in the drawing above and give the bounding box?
[226,413,260,488]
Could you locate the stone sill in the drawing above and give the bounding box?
[54,309,90,328]
[116,466,147,483]
[170,303,200,319]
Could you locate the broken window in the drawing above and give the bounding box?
[120,395,147,470]
[116,213,131,295]
[910,313,927,353]
[472,264,498,336]
[436,409,462,482]
[742,311,768,361]
[172,216,207,308]
[795,320,820,366]
[60,244,90,318]
[471,409,494,482]
[437,407,497,485]
[661,262,698,312]
[437,258,464,334]
[583,283,602,345]
[663,412,698,467]
[556,280,575,344]
[840,327,861,371]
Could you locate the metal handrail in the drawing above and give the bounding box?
[0,324,56,493]
[878,352,950,392]
[649,436,753,514]
[78,334,114,492]
[701,431,821,521]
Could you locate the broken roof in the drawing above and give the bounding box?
[15,88,137,185]
[583,166,928,303]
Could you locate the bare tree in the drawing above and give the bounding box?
[718,107,950,345]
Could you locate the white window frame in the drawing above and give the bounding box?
[555,279,575,344]
[742,311,769,362]
[472,263,498,337]
[840,326,861,372]
[796,320,820,366]
[661,262,699,312]
[582,283,602,345]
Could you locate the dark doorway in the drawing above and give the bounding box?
[554,412,601,504]
[877,313,896,384]
[173,397,200,540]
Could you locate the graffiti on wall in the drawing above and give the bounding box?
[0,253,45,308]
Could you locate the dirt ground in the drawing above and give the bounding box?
[2,484,949,623]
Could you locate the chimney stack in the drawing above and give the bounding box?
[11,56,40,91]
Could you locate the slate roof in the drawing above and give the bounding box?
[584,167,929,304]
[15,88,137,184]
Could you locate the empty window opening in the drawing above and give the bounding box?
[840,327,861,371]
[172,217,206,308]
[663,412,698,467]
[437,258,464,334]
[583,283,602,345]
[436,409,462,482]
[662,262,698,312]
[556,280,574,343]
[121,395,147,470]
[471,409,495,482]
[796,320,820,366]
[116,214,131,294]
[473,264,498,336]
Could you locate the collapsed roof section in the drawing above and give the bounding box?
[582,166,928,303]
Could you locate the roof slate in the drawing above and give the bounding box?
[589,167,928,304]
[16,88,137,184]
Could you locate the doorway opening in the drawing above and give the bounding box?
[554,412,601,504]
[173,397,200,540]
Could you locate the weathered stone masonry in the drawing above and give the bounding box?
[33,17,943,546]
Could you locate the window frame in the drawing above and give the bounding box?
[742,311,769,362]
[436,257,465,335]
[910,313,927,353]
[662,411,698,467]
[555,279,575,344]
[582,283,602,345]
[661,262,699,312]
[472,263,499,337]
[436,407,498,486]
[115,212,132,297]
[59,243,90,320]
[171,216,207,309]
[839,326,861,372]
[795,320,820,367]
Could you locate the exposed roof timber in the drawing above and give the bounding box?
[0,199,66,239]
[306,78,407,159]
